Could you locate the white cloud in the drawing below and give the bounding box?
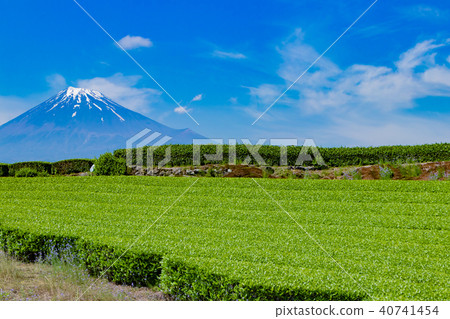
[245,84,280,106]
[246,30,450,145]
[0,95,40,125]
[326,115,450,146]
[403,5,445,19]
[173,94,201,115]
[76,73,161,114]
[191,94,203,102]
[212,50,247,60]
[46,74,67,91]
[174,106,191,114]
[422,66,450,87]
[395,40,443,72]
[249,31,450,114]
[117,35,153,50]
[0,75,69,125]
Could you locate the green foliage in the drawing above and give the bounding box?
[52,159,94,175]
[75,241,162,286]
[95,153,126,176]
[205,168,215,177]
[37,171,50,177]
[15,168,38,177]
[399,164,422,179]
[437,167,446,179]
[159,257,362,301]
[303,171,320,180]
[113,143,450,168]
[8,161,52,176]
[0,177,448,300]
[0,164,8,177]
[0,227,162,288]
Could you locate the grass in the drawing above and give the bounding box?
[0,251,168,301]
[0,177,449,300]
[398,163,422,179]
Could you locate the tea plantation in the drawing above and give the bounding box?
[0,177,448,300]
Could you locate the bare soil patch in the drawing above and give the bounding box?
[0,252,169,301]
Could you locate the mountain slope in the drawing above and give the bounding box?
[0,87,204,163]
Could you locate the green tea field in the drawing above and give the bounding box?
[0,177,448,300]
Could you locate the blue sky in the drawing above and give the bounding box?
[1,0,449,146]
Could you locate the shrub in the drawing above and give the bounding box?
[399,164,422,179]
[52,159,94,175]
[95,153,127,176]
[0,164,8,177]
[9,161,52,176]
[15,168,38,177]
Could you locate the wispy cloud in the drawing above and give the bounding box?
[403,5,446,19]
[246,29,450,145]
[174,106,191,114]
[0,95,39,125]
[46,74,67,91]
[191,94,203,102]
[212,50,247,60]
[117,35,153,50]
[76,73,161,114]
[0,75,69,124]
[174,94,202,114]
[250,30,450,114]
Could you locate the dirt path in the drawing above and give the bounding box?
[0,252,169,301]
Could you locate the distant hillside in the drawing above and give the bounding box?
[0,87,204,163]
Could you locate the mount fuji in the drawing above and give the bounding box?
[0,87,204,163]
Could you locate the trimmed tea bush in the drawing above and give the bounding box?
[9,161,52,176]
[95,153,126,176]
[0,164,8,177]
[52,159,94,175]
[15,168,38,177]
[0,177,448,300]
[113,143,450,168]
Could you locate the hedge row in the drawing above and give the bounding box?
[159,257,362,301]
[0,226,362,301]
[8,161,52,176]
[52,159,94,175]
[0,226,162,287]
[0,159,93,176]
[0,164,8,177]
[113,143,450,168]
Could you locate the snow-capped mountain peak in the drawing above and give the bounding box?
[63,86,104,99]
[0,87,205,162]
[45,87,125,122]
[55,86,105,103]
